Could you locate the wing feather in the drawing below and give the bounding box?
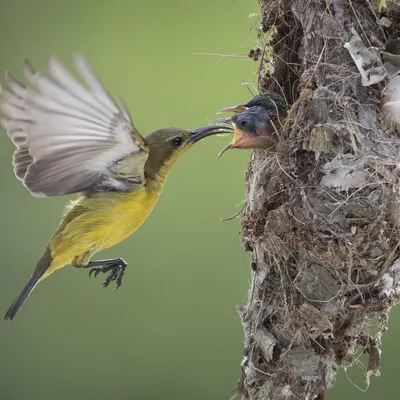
[13,145,33,180]
[22,59,112,125]
[75,54,120,114]
[1,54,149,197]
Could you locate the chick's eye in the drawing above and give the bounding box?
[255,100,262,106]
[239,120,248,128]
[171,137,182,147]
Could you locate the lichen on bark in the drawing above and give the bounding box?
[236,1,400,399]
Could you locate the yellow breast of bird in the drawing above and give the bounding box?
[49,185,163,267]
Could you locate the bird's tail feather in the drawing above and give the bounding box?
[4,247,52,321]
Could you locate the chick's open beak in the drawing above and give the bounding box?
[189,125,233,143]
[211,105,248,124]
[217,123,277,158]
[216,105,249,114]
[218,122,247,157]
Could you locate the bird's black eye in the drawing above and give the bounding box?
[171,137,183,147]
[239,120,248,129]
[255,100,262,106]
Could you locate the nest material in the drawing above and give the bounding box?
[237,1,400,399]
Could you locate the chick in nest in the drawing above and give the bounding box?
[213,93,287,156]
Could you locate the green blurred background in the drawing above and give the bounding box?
[0,1,399,399]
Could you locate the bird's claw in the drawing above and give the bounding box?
[88,266,102,279]
[88,262,127,289]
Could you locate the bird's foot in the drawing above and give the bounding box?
[73,258,127,289]
[89,262,127,289]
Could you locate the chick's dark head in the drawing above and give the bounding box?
[217,92,287,121]
[218,106,277,157]
[243,92,287,120]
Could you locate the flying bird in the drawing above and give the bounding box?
[213,92,287,156]
[0,55,233,320]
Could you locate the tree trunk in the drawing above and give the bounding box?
[236,1,400,399]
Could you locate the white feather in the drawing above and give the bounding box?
[0,54,148,197]
[75,54,121,114]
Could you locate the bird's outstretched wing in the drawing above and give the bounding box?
[0,55,149,197]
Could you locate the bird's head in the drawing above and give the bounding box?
[144,125,233,178]
[214,92,287,157]
[217,106,278,157]
[216,92,287,121]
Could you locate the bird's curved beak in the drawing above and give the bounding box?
[216,104,248,114]
[189,125,233,143]
[217,123,277,158]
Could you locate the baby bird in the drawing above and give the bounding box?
[214,92,287,156]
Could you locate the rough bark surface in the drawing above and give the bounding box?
[236,1,400,399]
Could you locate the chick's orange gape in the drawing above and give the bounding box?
[213,92,288,157]
[0,55,233,320]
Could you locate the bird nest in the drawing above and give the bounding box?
[237,0,400,397]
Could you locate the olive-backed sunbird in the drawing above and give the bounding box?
[212,93,287,156]
[0,55,233,320]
